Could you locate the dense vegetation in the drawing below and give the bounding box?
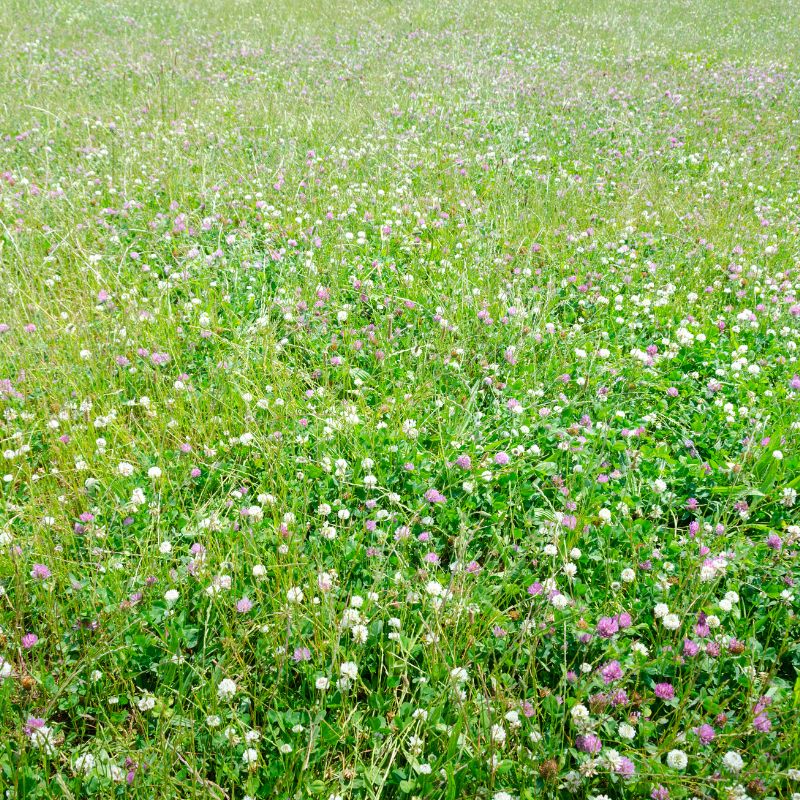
[1,0,799,797]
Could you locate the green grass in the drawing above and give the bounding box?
[1,0,799,798]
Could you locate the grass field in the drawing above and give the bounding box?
[1,0,800,797]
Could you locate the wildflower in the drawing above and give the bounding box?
[618,722,635,740]
[666,749,688,770]
[576,733,601,753]
[74,753,96,775]
[136,695,156,712]
[491,724,506,744]
[450,667,469,683]
[654,683,675,700]
[722,751,744,773]
[570,704,590,727]
[551,593,569,610]
[694,723,715,744]
[287,586,304,603]
[662,613,681,630]
[237,597,253,613]
[616,757,635,777]
[596,616,619,637]
[599,660,623,684]
[424,488,446,504]
[217,678,237,701]
[26,718,57,754]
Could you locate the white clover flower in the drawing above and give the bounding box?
[504,710,521,729]
[551,593,569,610]
[321,524,337,540]
[450,667,469,683]
[118,461,135,476]
[74,753,96,775]
[663,613,681,630]
[29,724,57,754]
[570,704,590,725]
[653,603,669,619]
[618,722,635,740]
[722,750,744,773]
[223,726,240,745]
[621,568,635,582]
[700,565,716,581]
[137,694,156,712]
[341,608,361,628]
[666,749,688,770]
[315,676,330,691]
[147,466,162,479]
[217,678,237,701]
[242,748,259,765]
[287,586,304,604]
[490,724,506,744]
[425,580,443,597]
[340,661,358,681]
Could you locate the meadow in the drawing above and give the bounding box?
[1,0,799,797]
